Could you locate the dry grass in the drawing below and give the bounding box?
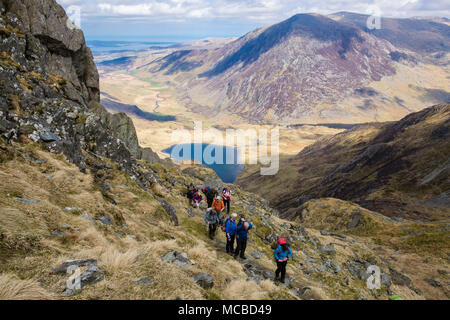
[223,280,267,300]
[0,274,54,300]
[0,141,448,300]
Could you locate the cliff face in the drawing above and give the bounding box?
[0,0,156,186]
[1,0,99,104]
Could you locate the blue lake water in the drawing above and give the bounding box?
[162,143,244,183]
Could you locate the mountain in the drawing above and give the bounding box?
[237,104,450,222]
[328,12,450,55]
[146,13,449,124]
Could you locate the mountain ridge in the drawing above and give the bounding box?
[237,103,450,222]
[146,12,449,124]
[0,1,449,301]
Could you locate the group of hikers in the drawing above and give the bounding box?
[186,184,293,283]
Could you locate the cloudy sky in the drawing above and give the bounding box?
[56,0,450,41]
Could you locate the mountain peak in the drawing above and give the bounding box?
[200,13,363,78]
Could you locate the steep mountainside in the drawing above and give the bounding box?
[0,1,449,301]
[237,104,450,221]
[329,12,450,55]
[145,13,449,124]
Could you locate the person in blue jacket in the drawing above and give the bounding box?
[234,218,253,260]
[205,208,220,239]
[273,238,293,283]
[225,213,238,254]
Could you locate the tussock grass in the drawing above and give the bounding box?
[223,280,269,300]
[0,274,54,300]
[0,141,448,300]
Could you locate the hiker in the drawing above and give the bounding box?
[234,218,253,259]
[203,186,218,208]
[205,208,220,239]
[222,187,232,214]
[211,195,225,222]
[223,213,238,254]
[192,190,203,209]
[273,238,293,284]
[186,184,197,206]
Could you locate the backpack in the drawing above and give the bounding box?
[212,199,224,211]
[221,217,229,232]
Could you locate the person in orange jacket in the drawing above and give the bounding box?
[211,195,225,222]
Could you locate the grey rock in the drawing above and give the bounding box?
[162,250,193,269]
[381,273,392,287]
[81,213,96,226]
[158,200,178,226]
[345,259,367,280]
[250,250,263,259]
[39,130,60,142]
[348,211,364,229]
[79,266,104,288]
[324,259,341,274]
[194,273,214,289]
[389,268,412,287]
[51,230,65,237]
[136,277,155,286]
[263,271,275,281]
[424,278,441,287]
[99,215,112,225]
[319,244,336,255]
[52,259,98,274]
[437,269,448,276]
[186,208,194,217]
[14,197,41,205]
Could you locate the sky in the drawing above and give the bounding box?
[56,0,450,41]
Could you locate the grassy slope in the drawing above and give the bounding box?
[0,138,449,300]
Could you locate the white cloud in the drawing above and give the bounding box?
[57,0,449,21]
[55,0,450,36]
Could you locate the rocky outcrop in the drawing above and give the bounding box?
[0,0,158,188]
[1,0,98,103]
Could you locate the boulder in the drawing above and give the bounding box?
[52,259,98,274]
[135,277,155,286]
[381,273,392,287]
[318,244,336,255]
[158,200,178,226]
[39,129,60,142]
[389,267,412,287]
[162,251,193,269]
[424,278,441,287]
[99,215,112,225]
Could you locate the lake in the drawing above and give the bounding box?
[162,143,244,183]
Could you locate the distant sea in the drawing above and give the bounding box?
[87,40,180,55]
